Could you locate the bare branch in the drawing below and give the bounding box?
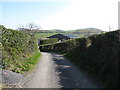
[17,23,42,35]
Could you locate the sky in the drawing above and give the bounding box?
[0,0,119,31]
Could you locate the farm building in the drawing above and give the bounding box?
[47,34,79,41]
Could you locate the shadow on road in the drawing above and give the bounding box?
[51,53,100,88]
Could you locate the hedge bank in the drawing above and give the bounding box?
[40,38,58,45]
[40,30,119,88]
[1,25,40,73]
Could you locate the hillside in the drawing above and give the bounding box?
[75,28,102,31]
[35,28,103,39]
[40,30,119,88]
[68,28,103,36]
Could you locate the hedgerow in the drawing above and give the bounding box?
[40,30,119,88]
[1,25,40,73]
[40,38,58,45]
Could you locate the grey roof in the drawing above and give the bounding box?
[47,34,79,39]
[61,34,79,38]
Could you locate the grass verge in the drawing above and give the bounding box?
[22,50,41,73]
[3,50,41,74]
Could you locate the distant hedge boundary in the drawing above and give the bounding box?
[40,38,58,45]
[40,38,81,53]
[40,30,120,88]
[1,25,40,73]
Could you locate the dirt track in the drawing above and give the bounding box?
[22,52,100,88]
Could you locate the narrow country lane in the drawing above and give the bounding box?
[22,52,61,88]
[22,52,100,88]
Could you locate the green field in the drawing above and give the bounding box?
[35,32,58,39]
[35,32,85,39]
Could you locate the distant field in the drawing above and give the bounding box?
[34,28,103,39]
[35,32,58,39]
[35,32,85,39]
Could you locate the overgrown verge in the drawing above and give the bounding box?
[40,30,119,88]
[1,25,41,73]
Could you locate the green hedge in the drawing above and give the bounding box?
[40,30,119,88]
[40,38,81,53]
[40,38,58,45]
[1,25,40,73]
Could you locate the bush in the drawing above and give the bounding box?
[40,38,81,53]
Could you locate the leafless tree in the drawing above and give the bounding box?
[27,23,41,30]
[17,23,41,35]
[17,25,26,31]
